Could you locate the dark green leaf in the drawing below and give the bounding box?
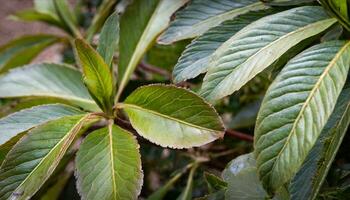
[263,0,316,6]
[289,86,350,200]
[147,171,185,200]
[119,84,224,148]
[204,172,227,193]
[97,12,119,68]
[86,0,118,42]
[254,41,350,194]
[196,190,225,200]
[0,114,99,200]
[75,39,115,113]
[76,124,143,200]
[0,104,84,159]
[117,0,188,100]
[159,0,268,44]
[320,0,350,31]
[177,164,198,200]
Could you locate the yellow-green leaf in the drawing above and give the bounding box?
[75,39,115,113]
[119,84,224,148]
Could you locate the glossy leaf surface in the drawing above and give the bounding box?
[76,124,143,200]
[120,84,224,148]
[0,114,98,200]
[0,63,99,111]
[254,41,350,194]
[117,0,188,99]
[200,6,337,102]
[173,9,277,83]
[159,0,267,44]
[289,86,350,200]
[75,39,114,113]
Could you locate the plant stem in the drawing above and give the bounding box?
[225,129,254,142]
[138,62,172,79]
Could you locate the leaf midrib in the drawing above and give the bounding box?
[117,2,162,99]
[0,93,95,105]
[118,1,188,100]
[8,114,89,197]
[107,123,118,200]
[83,49,111,98]
[180,2,266,38]
[119,103,223,133]
[207,18,336,98]
[269,41,350,182]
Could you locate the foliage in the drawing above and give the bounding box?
[1,0,350,199]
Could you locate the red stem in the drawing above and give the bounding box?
[225,129,254,142]
[138,62,172,79]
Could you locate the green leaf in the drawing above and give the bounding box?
[0,104,84,157]
[75,39,115,113]
[118,84,224,148]
[76,124,143,200]
[223,154,267,200]
[320,0,350,31]
[97,11,119,68]
[222,153,256,182]
[10,10,66,30]
[177,164,198,200]
[196,190,225,200]
[53,0,81,37]
[39,170,71,200]
[86,0,118,42]
[158,0,268,44]
[10,0,67,30]
[321,24,343,42]
[226,168,267,200]
[204,172,227,193]
[0,35,59,73]
[330,0,349,19]
[0,63,99,111]
[254,41,350,194]
[0,114,99,200]
[117,0,188,100]
[147,170,185,200]
[224,154,289,200]
[34,0,58,16]
[289,86,350,200]
[263,0,316,6]
[200,6,337,102]
[173,9,277,83]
